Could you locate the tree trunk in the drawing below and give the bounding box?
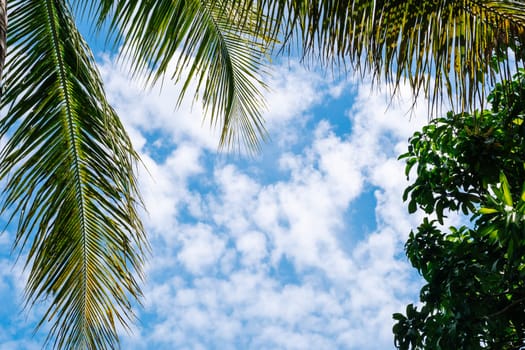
[0,0,6,91]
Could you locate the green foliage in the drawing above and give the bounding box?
[394,70,525,349]
[399,69,525,224]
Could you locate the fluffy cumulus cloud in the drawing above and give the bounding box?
[0,247,45,350]
[0,55,431,349]
[99,57,430,350]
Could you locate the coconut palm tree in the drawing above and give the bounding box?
[1,0,524,349]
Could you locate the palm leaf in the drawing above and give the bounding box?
[2,0,147,348]
[255,0,525,114]
[75,0,525,146]
[87,0,272,152]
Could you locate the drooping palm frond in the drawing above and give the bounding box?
[86,0,273,152]
[253,0,525,114]
[2,0,148,348]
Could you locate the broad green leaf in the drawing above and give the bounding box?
[500,172,513,207]
[479,207,499,215]
[408,200,417,214]
[393,313,407,321]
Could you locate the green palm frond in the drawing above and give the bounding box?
[90,0,272,152]
[256,0,525,114]
[2,0,147,348]
[74,0,525,144]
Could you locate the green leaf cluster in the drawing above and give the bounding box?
[394,70,525,349]
[400,70,525,224]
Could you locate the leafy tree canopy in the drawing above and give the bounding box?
[393,69,525,349]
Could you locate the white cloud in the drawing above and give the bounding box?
[0,230,8,245]
[0,256,50,349]
[177,224,226,274]
[98,55,220,151]
[236,231,268,267]
[98,57,427,349]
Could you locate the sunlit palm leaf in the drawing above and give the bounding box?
[92,0,272,152]
[256,0,525,114]
[76,0,525,146]
[1,0,147,348]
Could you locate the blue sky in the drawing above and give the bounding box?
[0,19,439,350]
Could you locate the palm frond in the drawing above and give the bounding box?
[256,0,525,114]
[82,0,273,152]
[2,0,148,348]
[72,0,525,143]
